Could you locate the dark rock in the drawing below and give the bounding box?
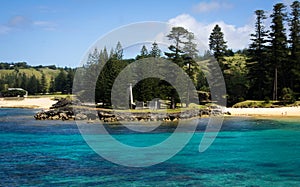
[50,98,72,109]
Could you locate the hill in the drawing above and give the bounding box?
[0,62,74,95]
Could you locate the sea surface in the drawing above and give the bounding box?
[1,108,300,186]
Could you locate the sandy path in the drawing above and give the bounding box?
[0,97,57,109]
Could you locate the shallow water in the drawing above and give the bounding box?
[1,108,300,186]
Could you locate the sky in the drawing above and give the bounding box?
[0,0,294,67]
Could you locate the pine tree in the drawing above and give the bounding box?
[269,3,289,100]
[182,31,199,78]
[115,41,123,60]
[165,27,189,67]
[109,48,114,59]
[20,73,28,91]
[165,27,190,108]
[55,69,67,93]
[150,42,161,58]
[183,32,198,59]
[289,1,300,93]
[49,76,55,93]
[247,10,270,99]
[40,73,47,94]
[66,69,74,94]
[103,47,109,62]
[209,24,228,70]
[95,57,127,106]
[28,75,40,95]
[86,48,100,66]
[136,45,149,60]
[141,45,148,56]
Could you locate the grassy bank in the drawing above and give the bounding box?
[232,100,300,108]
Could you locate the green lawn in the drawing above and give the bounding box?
[232,100,300,108]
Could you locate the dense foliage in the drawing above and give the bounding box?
[0,89,27,97]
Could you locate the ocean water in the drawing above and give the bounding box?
[1,108,300,186]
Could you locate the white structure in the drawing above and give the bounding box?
[129,83,134,108]
[8,88,28,97]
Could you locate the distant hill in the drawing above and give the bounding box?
[0,62,74,94]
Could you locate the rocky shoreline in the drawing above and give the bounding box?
[34,98,224,122]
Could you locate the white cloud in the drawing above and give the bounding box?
[33,21,57,31]
[193,1,233,13]
[36,5,58,14]
[0,15,57,34]
[167,14,254,51]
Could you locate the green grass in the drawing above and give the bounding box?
[27,94,72,100]
[232,100,273,108]
[96,103,208,114]
[232,100,300,108]
[0,68,64,90]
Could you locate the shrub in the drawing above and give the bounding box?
[281,88,295,104]
[263,96,270,104]
[1,90,27,97]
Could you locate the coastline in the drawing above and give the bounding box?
[226,107,300,117]
[1,97,300,118]
[0,97,56,109]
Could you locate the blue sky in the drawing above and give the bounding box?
[0,0,292,67]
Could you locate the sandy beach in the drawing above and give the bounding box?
[227,107,300,117]
[1,97,300,117]
[0,97,57,109]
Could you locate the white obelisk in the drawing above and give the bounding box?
[129,83,134,108]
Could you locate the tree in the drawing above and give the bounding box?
[165,27,189,67]
[55,69,67,93]
[150,42,161,58]
[165,27,191,108]
[20,73,28,90]
[209,24,228,70]
[289,1,300,94]
[269,3,289,100]
[103,47,109,62]
[183,32,198,59]
[65,69,74,94]
[166,27,189,53]
[140,45,148,57]
[281,87,296,104]
[40,73,47,94]
[115,41,123,60]
[182,32,199,77]
[95,56,127,106]
[136,45,149,60]
[86,48,100,66]
[28,75,40,95]
[109,48,115,59]
[49,76,55,93]
[247,10,270,99]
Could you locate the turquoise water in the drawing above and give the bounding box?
[1,108,300,186]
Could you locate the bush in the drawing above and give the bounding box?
[264,97,270,104]
[1,90,27,97]
[281,88,295,104]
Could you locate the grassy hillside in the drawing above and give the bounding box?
[0,68,63,90]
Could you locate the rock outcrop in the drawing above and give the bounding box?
[35,98,223,122]
[34,98,75,120]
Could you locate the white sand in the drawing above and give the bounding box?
[1,98,300,117]
[0,97,56,109]
[227,107,300,117]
